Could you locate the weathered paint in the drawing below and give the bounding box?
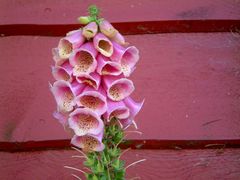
[1,1,240,179]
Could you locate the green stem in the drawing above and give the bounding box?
[107,164,112,180]
[83,119,125,179]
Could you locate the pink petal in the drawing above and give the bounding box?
[53,111,75,135]
[52,61,73,82]
[71,133,105,152]
[103,76,134,101]
[70,80,85,96]
[99,20,117,38]
[104,99,130,121]
[75,86,107,115]
[52,48,67,66]
[93,33,113,57]
[111,31,127,46]
[121,46,139,77]
[53,111,68,126]
[111,42,139,77]
[58,29,85,59]
[124,97,144,117]
[50,80,76,113]
[110,42,124,63]
[120,97,144,128]
[69,42,98,76]
[96,54,122,76]
[76,72,101,90]
[68,108,104,136]
[65,29,85,49]
[119,118,133,128]
[61,61,73,74]
[82,22,98,39]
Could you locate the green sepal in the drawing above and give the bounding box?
[84,157,95,167]
[113,131,123,144]
[86,174,98,180]
[78,16,91,24]
[111,159,124,170]
[108,147,121,158]
[96,160,104,173]
[101,151,109,165]
[92,174,99,180]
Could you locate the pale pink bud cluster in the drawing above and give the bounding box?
[50,19,143,152]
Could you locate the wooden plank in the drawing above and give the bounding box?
[0,33,240,143]
[0,149,240,179]
[1,0,240,25]
[1,20,240,37]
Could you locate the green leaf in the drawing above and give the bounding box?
[86,174,94,180]
[114,170,125,180]
[111,159,120,170]
[119,160,125,169]
[99,176,107,180]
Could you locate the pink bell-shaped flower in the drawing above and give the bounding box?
[104,99,130,122]
[71,132,105,152]
[76,72,101,90]
[75,86,107,115]
[52,48,68,66]
[120,97,144,128]
[103,76,134,101]
[58,29,85,59]
[50,80,76,113]
[51,61,73,82]
[96,54,122,76]
[93,33,113,57]
[69,42,98,76]
[99,19,117,38]
[68,108,104,136]
[111,42,139,77]
[82,22,98,39]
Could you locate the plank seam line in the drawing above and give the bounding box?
[0,20,239,36]
[1,139,240,152]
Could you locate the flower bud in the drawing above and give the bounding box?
[111,31,128,46]
[82,22,98,39]
[99,20,117,38]
[78,16,91,24]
